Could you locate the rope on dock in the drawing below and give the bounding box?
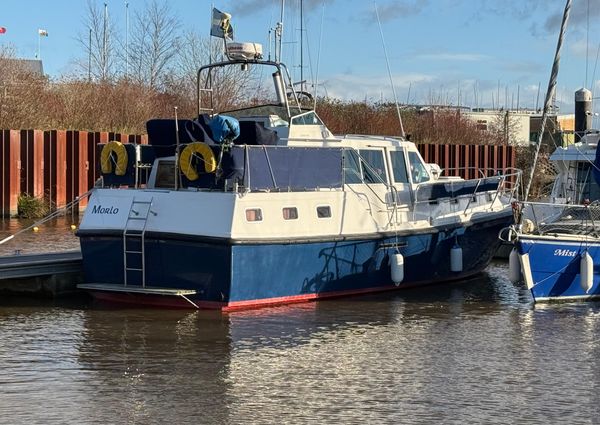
[0,187,96,246]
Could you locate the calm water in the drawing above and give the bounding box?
[0,217,80,256]
[0,221,599,423]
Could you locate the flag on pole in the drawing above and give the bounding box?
[210,8,233,40]
[0,27,6,34]
[38,29,48,37]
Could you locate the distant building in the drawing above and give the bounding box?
[0,58,44,78]
[462,110,532,145]
[460,109,575,146]
[529,113,574,146]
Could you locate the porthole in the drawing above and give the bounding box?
[317,206,331,218]
[246,208,263,222]
[283,207,298,220]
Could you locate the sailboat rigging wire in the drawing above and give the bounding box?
[591,42,600,124]
[313,0,326,110]
[524,0,572,201]
[373,1,405,138]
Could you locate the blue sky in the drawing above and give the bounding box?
[0,0,599,113]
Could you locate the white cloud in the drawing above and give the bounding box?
[415,53,490,62]
[320,72,436,101]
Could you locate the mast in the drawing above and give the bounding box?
[300,0,303,92]
[373,1,405,137]
[523,0,571,201]
[275,0,285,62]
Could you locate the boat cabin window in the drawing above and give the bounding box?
[389,150,409,184]
[154,160,176,189]
[283,207,298,220]
[291,111,323,126]
[408,151,430,184]
[317,206,332,218]
[576,162,600,202]
[245,208,263,222]
[342,149,388,184]
[359,149,388,184]
[343,150,362,184]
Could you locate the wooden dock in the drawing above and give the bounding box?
[0,250,83,297]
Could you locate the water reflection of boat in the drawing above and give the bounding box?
[76,17,519,310]
[72,268,517,422]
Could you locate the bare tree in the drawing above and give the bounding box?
[490,110,522,145]
[0,46,51,129]
[77,0,117,81]
[128,0,180,88]
[175,31,276,113]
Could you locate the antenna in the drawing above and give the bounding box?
[103,2,108,80]
[125,1,129,79]
[300,0,304,93]
[275,0,285,62]
[312,0,326,110]
[174,106,180,191]
[373,1,405,137]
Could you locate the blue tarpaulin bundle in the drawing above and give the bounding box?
[209,115,240,143]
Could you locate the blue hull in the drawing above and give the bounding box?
[79,216,511,309]
[517,237,600,302]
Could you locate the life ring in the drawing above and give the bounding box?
[179,142,217,181]
[100,141,128,176]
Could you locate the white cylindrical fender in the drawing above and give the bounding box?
[509,248,521,283]
[390,253,404,285]
[519,253,534,290]
[580,251,594,294]
[450,245,463,272]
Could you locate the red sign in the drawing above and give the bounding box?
[0,27,6,34]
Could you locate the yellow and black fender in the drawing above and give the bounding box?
[100,141,128,176]
[179,142,217,181]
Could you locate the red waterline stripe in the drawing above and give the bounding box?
[86,269,483,311]
[223,284,405,311]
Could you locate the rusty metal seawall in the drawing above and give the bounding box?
[417,143,516,180]
[0,130,148,217]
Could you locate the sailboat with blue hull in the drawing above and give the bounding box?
[506,131,600,303]
[77,21,520,310]
[499,0,600,303]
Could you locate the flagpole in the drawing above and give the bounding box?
[125,1,129,79]
[209,3,213,66]
[38,34,40,59]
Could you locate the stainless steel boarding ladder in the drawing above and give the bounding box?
[198,88,214,115]
[123,198,153,287]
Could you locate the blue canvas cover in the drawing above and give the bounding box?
[244,146,343,191]
[415,177,501,201]
[209,115,240,143]
[175,145,343,191]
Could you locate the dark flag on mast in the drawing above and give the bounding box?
[210,8,233,40]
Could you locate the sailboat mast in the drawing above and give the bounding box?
[524,0,572,201]
[277,0,285,62]
[300,0,303,92]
